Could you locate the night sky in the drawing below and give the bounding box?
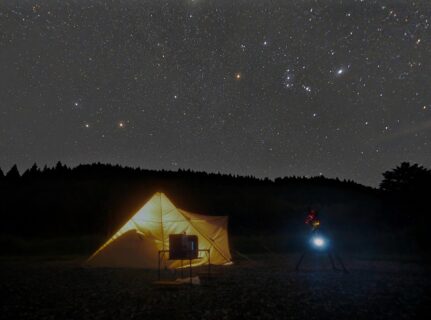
[1,0,430,186]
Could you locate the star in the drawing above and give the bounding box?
[1,1,430,188]
[334,65,350,77]
[302,85,311,92]
[283,69,295,88]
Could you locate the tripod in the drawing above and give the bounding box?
[298,209,348,273]
[295,247,348,273]
[295,230,348,273]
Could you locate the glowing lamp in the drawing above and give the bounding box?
[311,235,327,250]
[313,237,324,247]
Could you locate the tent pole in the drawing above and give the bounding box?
[160,194,164,251]
[158,251,161,280]
[189,258,192,284]
[209,249,211,275]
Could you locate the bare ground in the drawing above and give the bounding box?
[1,254,430,320]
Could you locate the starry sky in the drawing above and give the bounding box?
[1,0,430,186]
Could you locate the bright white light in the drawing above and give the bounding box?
[312,236,325,247]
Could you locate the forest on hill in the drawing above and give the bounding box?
[0,162,430,255]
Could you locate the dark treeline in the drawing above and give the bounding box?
[0,161,430,254]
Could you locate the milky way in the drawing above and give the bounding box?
[1,0,430,186]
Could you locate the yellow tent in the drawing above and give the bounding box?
[87,192,232,268]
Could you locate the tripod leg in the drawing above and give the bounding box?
[295,251,306,271]
[335,254,348,273]
[328,252,339,271]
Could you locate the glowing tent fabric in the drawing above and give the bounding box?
[86,192,232,268]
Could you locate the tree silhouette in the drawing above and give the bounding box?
[5,165,20,180]
[380,162,431,250]
[22,163,40,179]
[380,162,431,193]
[1,161,426,254]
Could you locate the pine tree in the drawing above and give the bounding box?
[6,164,20,180]
[22,163,40,179]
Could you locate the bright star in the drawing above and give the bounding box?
[283,69,295,88]
[334,65,350,77]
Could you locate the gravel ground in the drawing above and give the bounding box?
[1,254,430,320]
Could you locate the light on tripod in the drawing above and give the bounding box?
[311,236,326,249]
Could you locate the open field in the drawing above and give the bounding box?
[1,254,430,320]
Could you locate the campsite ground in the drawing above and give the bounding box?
[1,254,430,320]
